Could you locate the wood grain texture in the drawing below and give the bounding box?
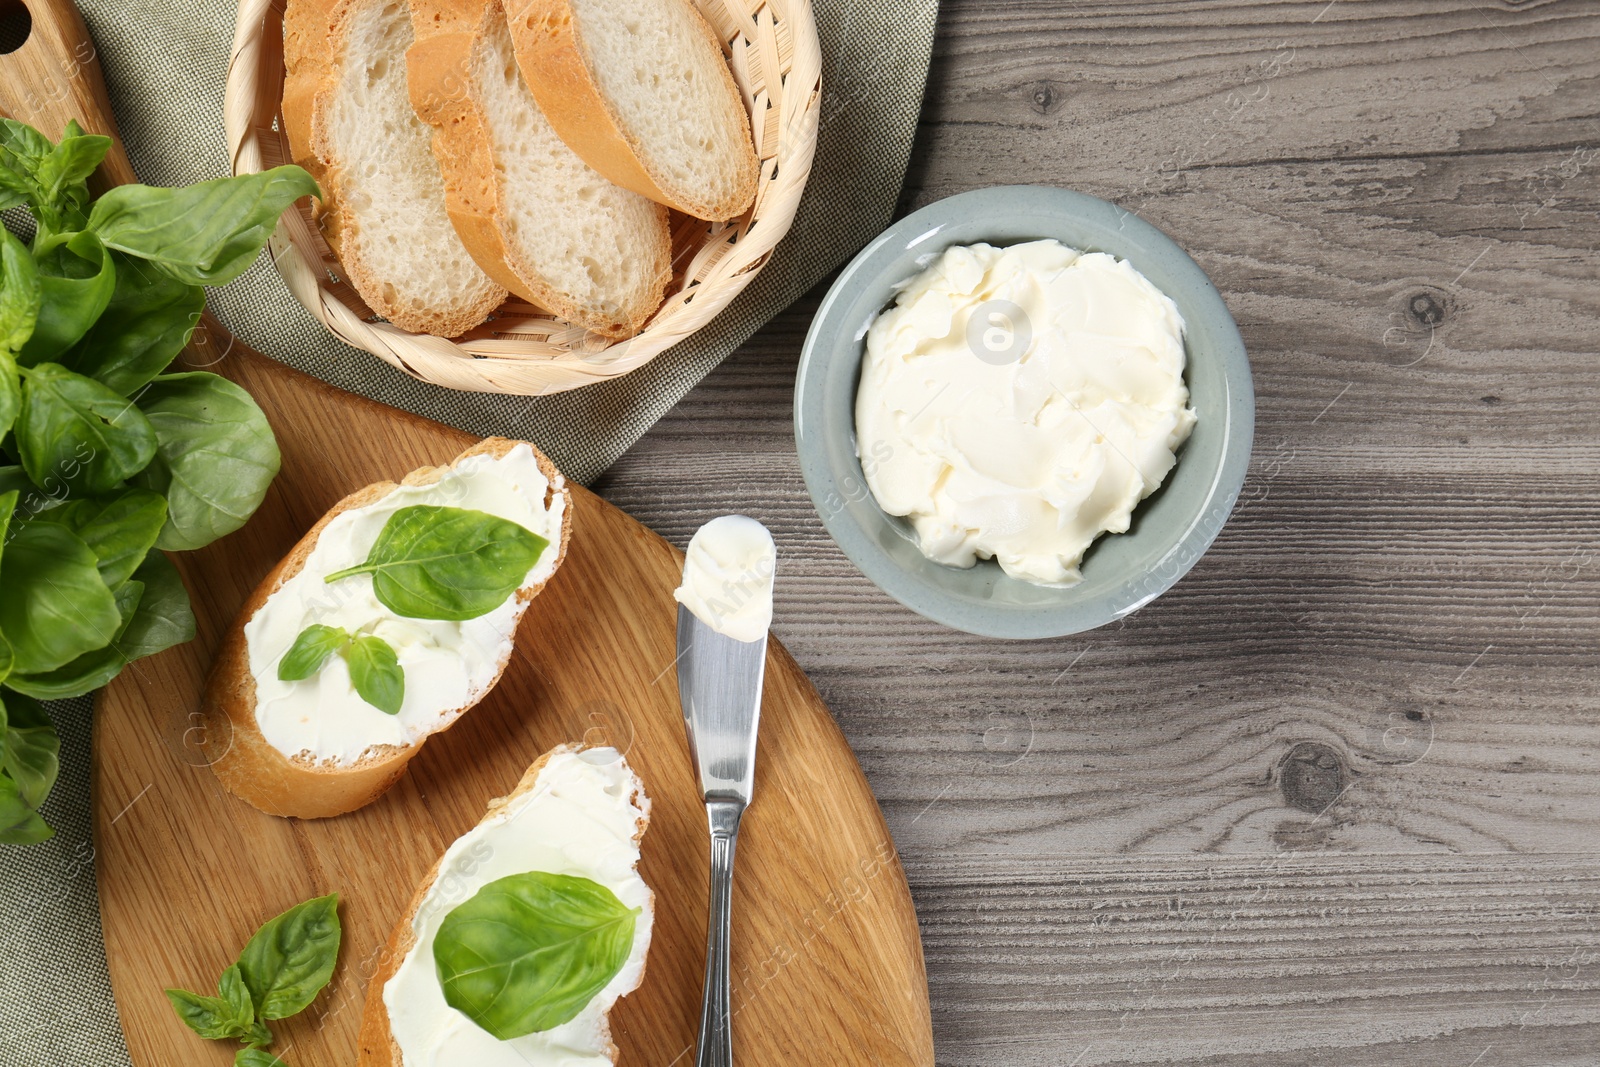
[592,0,1600,1061]
[92,343,933,1067]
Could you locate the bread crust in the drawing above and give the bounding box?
[283,0,508,337]
[404,0,671,339]
[202,438,574,820]
[505,0,758,222]
[356,743,653,1066]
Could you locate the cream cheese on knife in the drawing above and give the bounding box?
[242,444,565,764]
[854,239,1197,586]
[672,515,776,642]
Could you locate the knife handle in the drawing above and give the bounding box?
[696,797,745,1067]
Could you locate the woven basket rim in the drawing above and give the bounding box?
[224,0,822,397]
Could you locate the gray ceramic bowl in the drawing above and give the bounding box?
[793,185,1254,639]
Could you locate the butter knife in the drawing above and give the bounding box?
[676,600,768,1067]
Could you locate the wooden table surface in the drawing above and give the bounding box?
[594,2,1600,1064]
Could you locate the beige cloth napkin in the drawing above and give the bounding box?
[0,0,935,1060]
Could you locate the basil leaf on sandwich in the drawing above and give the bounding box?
[433,871,640,1039]
[324,505,548,621]
[277,625,405,715]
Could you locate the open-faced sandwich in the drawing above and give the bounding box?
[203,437,572,819]
[359,744,652,1066]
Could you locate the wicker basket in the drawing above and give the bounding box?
[224,0,821,396]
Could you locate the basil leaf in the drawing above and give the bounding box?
[341,635,403,714]
[0,120,108,235]
[433,871,640,1039]
[0,227,40,356]
[0,520,121,673]
[0,772,52,844]
[0,630,12,687]
[218,964,255,1027]
[17,362,158,495]
[19,231,115,364]
[0,693,59,810]
[235,893,341,1020]
[64,251,203,395]
[118,550,195,661]
[132,372,280,551]
[164,988,251,1041]
[88,166,320,286]
[32,487,167,589]
[4,579,142,700]
[277,624,348,682]
[236,1049,287,1067]
[239,1022,272,1049]
[325,506,548,621]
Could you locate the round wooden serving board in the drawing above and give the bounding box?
[91,348,934,1067]
[0,2,931,1062]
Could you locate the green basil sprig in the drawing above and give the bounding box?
[324,505,549,621]
[278,625,405,714]
[432,872,640,1039]
[165,893,340,1065]
[0,118,315,843]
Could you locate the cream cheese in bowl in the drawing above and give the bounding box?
[854,239,1197,586]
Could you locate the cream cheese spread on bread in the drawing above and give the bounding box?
[243,444,565,764]
[672,515,775,643]
[383,747,652,1067]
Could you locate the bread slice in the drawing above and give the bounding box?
[405,0,671,338]
[283,0,507,337]
[202,438,573,819]
[358,743,652,1066]
[507,0,759,222]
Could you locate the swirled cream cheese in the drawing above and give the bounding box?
[242,444,565,764]
[672,515,775,642]
[384,747,652,1067]
[855,240,1197,586]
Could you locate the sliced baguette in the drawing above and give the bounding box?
[405,0,671,338]
[357,743,652,1066]
[202,438,573,819]
[507,0,759,222]
[283,0,507,337]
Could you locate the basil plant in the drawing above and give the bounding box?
[0,118,319,844]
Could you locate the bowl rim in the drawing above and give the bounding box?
[793,184,1256,639]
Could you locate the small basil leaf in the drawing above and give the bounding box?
[1,693,59,809]
[131,372,280,551]
[433,871,639,1040]
[19,231,115,364]
[341,635,403,714]
[0,227,40,358]
[0,630,12,687]
[88,166,320,286]
[0,773,52,844]
[236,1049,287,1067]
[118,550,195,661]
[0,521,121,673]
[3,577,143,700]
[277,624,348,682]
[17,362,158,494]
[163,988,249,1041]
[64,251,203,395]
[239,1021,273,1049]
[218,963,254,1027]
[235,893,341,1020]
[324,505,548,621]
[35,124,110,224]
[31,487,167,590]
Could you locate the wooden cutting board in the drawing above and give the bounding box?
[0,3,933,1064]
